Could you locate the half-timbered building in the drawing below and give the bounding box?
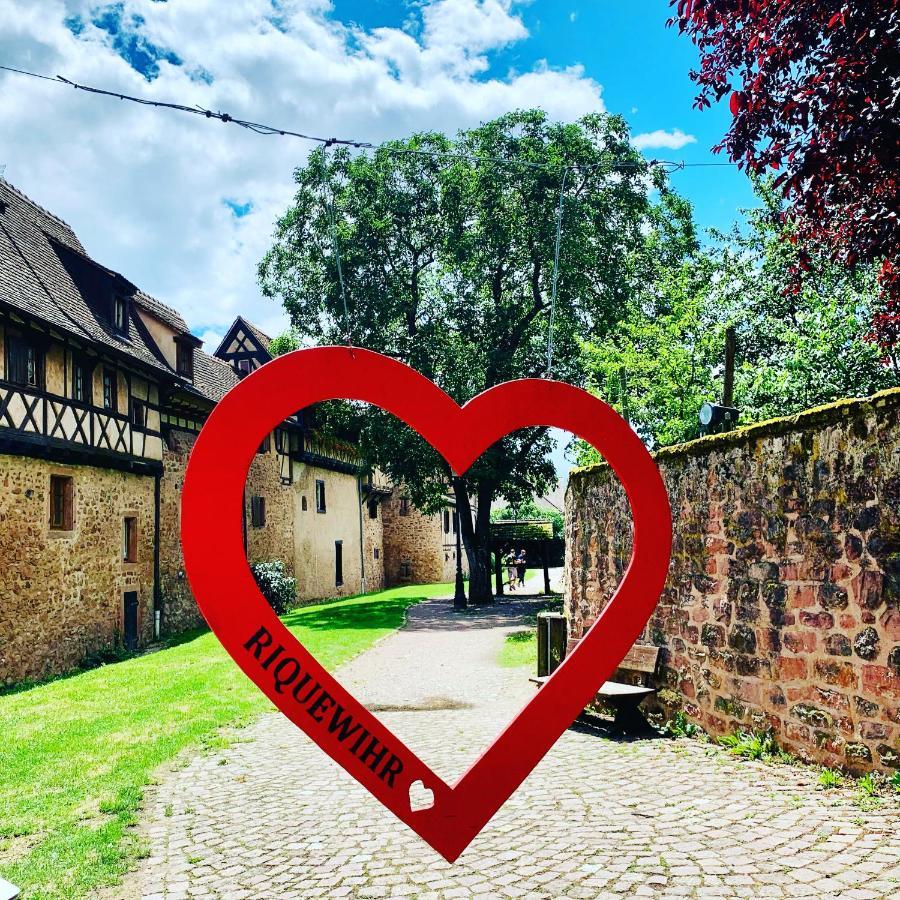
[0,178,464,686]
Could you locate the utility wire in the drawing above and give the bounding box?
[0,62,738,371]
[0,64,738,175]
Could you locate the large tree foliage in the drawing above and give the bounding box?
[259,109,689,601]
[670,0,900,356]
[578,181,897,457]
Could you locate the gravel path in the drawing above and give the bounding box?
[123,590,900,900]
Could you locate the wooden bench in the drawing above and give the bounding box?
[530,638,661,732]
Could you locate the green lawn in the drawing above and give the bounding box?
[497,596,563,669]
[0,583,448,899]
[498,629,537,669]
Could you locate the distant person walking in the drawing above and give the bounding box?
[505,550,518,592]
[516,549,527,589]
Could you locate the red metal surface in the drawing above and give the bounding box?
[181,347,672,862]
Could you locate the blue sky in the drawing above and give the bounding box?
[1,0,758,347]
[331,0,756,236]
[1,0,762,483]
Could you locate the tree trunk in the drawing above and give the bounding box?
[453,477,495,604]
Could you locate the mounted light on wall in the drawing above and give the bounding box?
[699,402,739,436]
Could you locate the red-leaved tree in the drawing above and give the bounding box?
[670,0,900,361]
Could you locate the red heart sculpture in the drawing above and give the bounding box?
[181,347,671,862]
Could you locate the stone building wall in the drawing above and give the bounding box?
[245,444,295,573]
[158,428,202,634]
[0,456,155,684]
[159,428,302,633]
[292,463,374,600]
[566,388,900,773]
[363,497,386,593]
[381,491,465,587]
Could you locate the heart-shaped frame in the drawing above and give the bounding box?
[182,346,671,862]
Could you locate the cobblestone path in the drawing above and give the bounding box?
[125,594,900,899]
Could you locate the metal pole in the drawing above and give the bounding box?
[453,509,467,609]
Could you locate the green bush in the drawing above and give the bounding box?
[250,561,297,614]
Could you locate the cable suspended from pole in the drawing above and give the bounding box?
[545,166,569,378]
[0,65,739,177]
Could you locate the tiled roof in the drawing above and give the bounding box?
[133,288,189,333]
[191,349,240,403]
[0,178,180,377]
[243,318,272,352]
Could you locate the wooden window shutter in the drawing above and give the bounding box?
[63,478,74,531]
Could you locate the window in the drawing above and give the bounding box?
[373,547,380,560]
[399,496,410,516]
[399,561,412,579]
[368,500,378,519]
[335,540,343,586]
[49,475,74,531]
[113,297,127,333]
[444,510,450,533]
[176,342,194,379]
[301,495,308,512]
[131,399,147,428]
[102,369,117,411]
[250,496,266,528]
[123,516,138,562]
[6,333,41,388]
[237,359,252,376]
[453,511,458,533]
[257,433,271,454]
[315,479,326,513]
[73,361,91,403]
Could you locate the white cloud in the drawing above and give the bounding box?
[632,128,697,151]
[0,0,605,344]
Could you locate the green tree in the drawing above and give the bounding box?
[267,329,301,357]
[578,180,898,458]
[259,109,692,602]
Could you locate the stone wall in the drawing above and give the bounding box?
[363,497,386,593]
[158,428,203,634]
[292,463,375,600]
[159,428,305,632]
[245,445,295,574]
[0,456,155,684]
[381,491,464,587]
[566,388,900,773]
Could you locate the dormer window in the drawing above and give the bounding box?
[176,341,193,380]
[113,296,128,334]
[237,359,252,376]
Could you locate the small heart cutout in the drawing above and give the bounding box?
[409,780,435,812]
[182,347,671,861]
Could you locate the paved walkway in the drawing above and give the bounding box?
[125,593,900,899]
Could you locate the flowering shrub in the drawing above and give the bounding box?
[250,561,296,615]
